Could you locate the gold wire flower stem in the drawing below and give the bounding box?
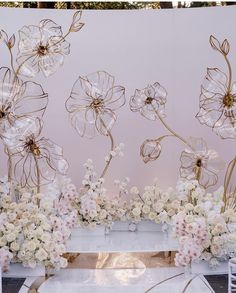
[47,31,71,49]
[6,146,12,183]
[152,106,194,151]
[15,53,37,77]
[222,155,236,212]
[8,47,16,75]
[224,54,232,92]
[195,167,201,182]
[100,128,115,179]
[5,146,14,199]
[33,154,41,199]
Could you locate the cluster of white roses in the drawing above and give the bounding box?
[126,180,183,224]
[0,180,70,270]
[174,178,236,268]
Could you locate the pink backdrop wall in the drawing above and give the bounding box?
[0,6,235,194]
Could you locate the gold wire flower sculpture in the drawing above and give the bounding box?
[6,118,68,191]
[66,71,125,138]
[223,155,236,211]
[140,138,162,164]
[0,12,83,195]
[196,36,236,139]
[66,70,125,179]
[130,82,167,120]
[15,11,84,77]
[179,137,225,188]
[0,67,48,136]
[130,83,223,188]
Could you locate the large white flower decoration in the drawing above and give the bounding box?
[196,68,236,139]
[66,71,125,138]
[17,19,70,77]
[179,137,225,188]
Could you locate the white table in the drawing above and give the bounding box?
[66,231,178,253]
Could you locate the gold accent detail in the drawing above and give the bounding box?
[223,93,234,108]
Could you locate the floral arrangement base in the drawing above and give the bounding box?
[137,220,164,232]
[2,263,45,278]
[71,225,106,237]
[191,260,228,275]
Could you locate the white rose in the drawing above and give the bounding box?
[41,233,51,243]
[194,205,202,214]
[148,212,156,221]
[0,237,7,246]
[27,241,37,252]
[167,209,175,217]
[35,248,48,261]
[130,186,139,195]
[132,207,141,217]
[5,223,15,230]
[6,233,17,242]
[153,202,164,213]
[142,205,150,214]
[185,215,194,223]
[185,203,194,211]
[10,241,20,251]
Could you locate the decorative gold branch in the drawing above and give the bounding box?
[100,127,115,179]
[152,106,194,151]
[222,156,236,212]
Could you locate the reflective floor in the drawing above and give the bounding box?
[16,253,215,293]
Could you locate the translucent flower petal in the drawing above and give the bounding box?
[66,71,125,138]
[70,109,96,138]
[196,67,236,139]
[17,19,71,77]
[106,86,125,110]
[179,137,224,188]
[86,71,114,98]
[11,128,68,188]
[129,82,167,121]
[140,139,162,164]
[14,81,48,118]
[96,109,116,135]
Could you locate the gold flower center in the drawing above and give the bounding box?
[223,93,234,108]
[196,159,202,167]
[0,110,6,119]
[91,98,103,109]
[145,97,153,105]
[37,45,48,56]
[27,140,41,156]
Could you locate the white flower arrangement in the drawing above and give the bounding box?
[56,160,126,228]
[173,178,236,268]
[0,179,71,270]
[126,179,183,224]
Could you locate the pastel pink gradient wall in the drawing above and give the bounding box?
[0,6,235,194]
